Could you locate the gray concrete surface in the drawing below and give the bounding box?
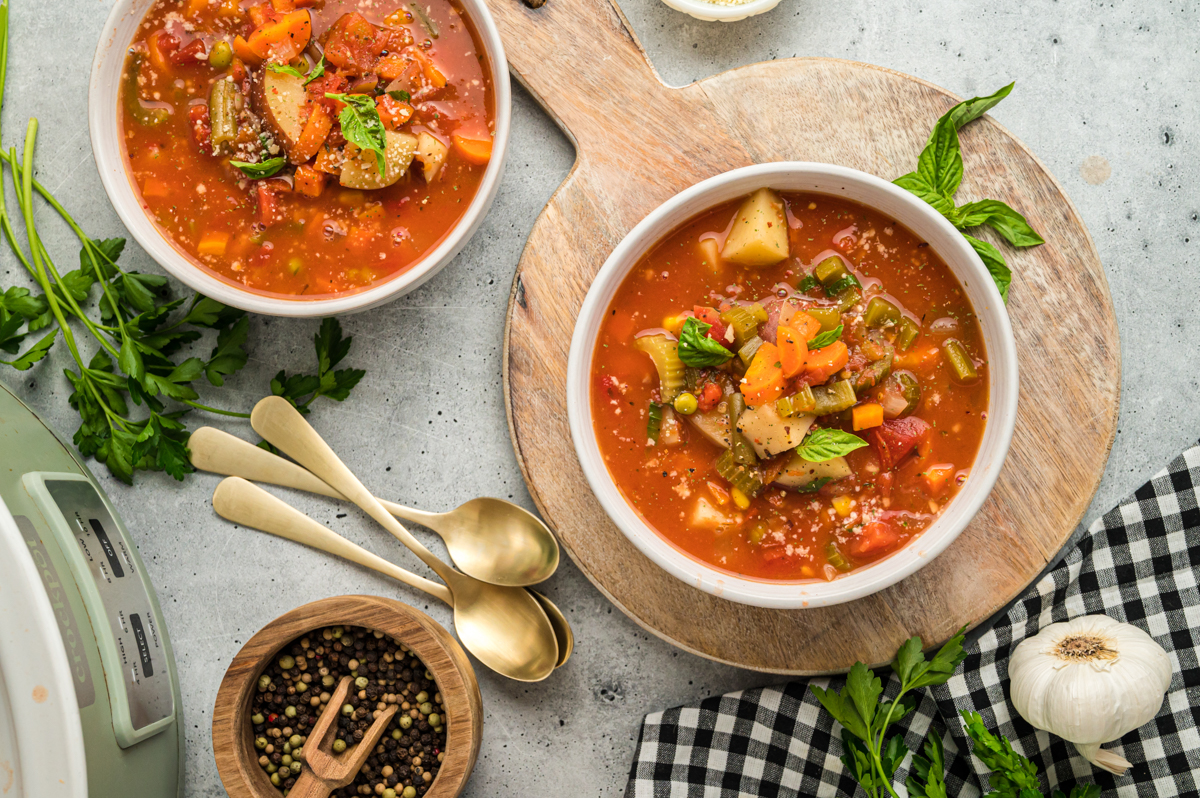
[2,0,1196,795]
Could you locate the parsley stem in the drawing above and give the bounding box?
[182,400,250,418]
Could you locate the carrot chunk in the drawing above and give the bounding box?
[247,9,312,62]
[293,164,326,198]
[852,402,885,431]
[804,340,849,383]
[740,342,785,407]
[452,133,492,165]
[290,104,332,164]
[232,35,262,66]
[923,463,956,496]
[776,324,808,379]
[790,311,822,341]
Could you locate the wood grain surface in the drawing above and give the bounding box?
[497,0,1120,673]
[212,596,483,798]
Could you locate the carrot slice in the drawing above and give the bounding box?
[776,325,808,379]
[804,340,849,384]
[740,342,785,407]
[452,133,492,166]
[293,164,326,198]
[290,104,332,163]
[232,35,262,66]
[852,402,884,431]
[791,311,822,341]
[197,231,230,256]
[247,9,311,62]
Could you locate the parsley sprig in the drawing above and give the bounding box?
[894,83,1044,303]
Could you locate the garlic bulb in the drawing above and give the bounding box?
[1008,614,1172,776]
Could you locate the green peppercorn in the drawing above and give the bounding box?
[284,706,297,719]
[257,675,271,691]
[322,675,335,687]
[427,713,440,726]
[290,761,302,774]
[255,737,268,750]
[341,703,354,716]
[295,681,308,692]
[391,729,402,740]
[354,676,369,689]
[270,772,281,787]
[332,738,347,754]
[415,691,429,704]
[331,627,343,638]
[282,743,292,755]
[266,763,278,774]
[289,734,303,747]
[208,40,233,70]
[383,790,397,798]
[278,655,295,670]
[403,786,417,798]
[424,670,434,680]
[673,392,699,415]
[399,715,413,730]
[251,713,265,725]
[419,702,433,715]
[281,754,293,766]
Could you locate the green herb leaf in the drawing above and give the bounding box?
[796,428,867,462]
[326,93,387,173]
[964,234,1012,303]
[794,476,832,494]
[230,157,287,179]
[825,274,861,298]
[677,316,734,368]
[796,274,820,293]
[265,62,306,79]
[809,685,869,742]
[807,324,843,351]
[204,315,249,386]
[1,285,47,319]
[118,335,145,383]
[879,734,909,781]
[646,401,662,443]
[954,199,1045,247]
[387,89,411,102]
[304,55,326,86]
[1,328,56,370]
[961,710,1043,797]
[893,172,956,217]
[844,662,882,730]
[184,296,244,328]
[906,732,948,798]
[270,318,365,413]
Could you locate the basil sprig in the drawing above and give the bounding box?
[807,324,843,351]
[795,428,868,462]
[325,92,387,173]
[230,157,286,179]
[893,83,1044,303]
[677,317,734,368]
[267,55,325,86]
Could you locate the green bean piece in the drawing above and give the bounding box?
[646,402,663,444]
[738,335,763,366]
[863,297,901,328]
[209,40,233,70]
[882,371,922,417]
[684,366,704,393]
[825,541,853,572]
[896,317,920,351]
[124,53,169,127]
[811,380,857,416]
[814,256,848,287]
[727,393,757,466]
[943,338,979,381]
[835,285,862,313]
[209,78,240,146]
[776,384,816,417]
[806,306,841,332]
[715,449,764,498]
[852,352,893,393]
[719,306,760,348]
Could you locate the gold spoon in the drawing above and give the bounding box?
[213,477,574,671]
[249,396,559,682]
[189,427,560,587]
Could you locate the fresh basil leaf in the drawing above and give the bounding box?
[796,274,820,293]
[303,55,326,86]
[807,324,843,351]
[796,428,867,462]
[266,62,306,79]
[326,92,387,173]
[964,233,1011,303]
[825,274,861,298]
[794,477,832,494]
[893,172,957,216]
[677,316,734,368]
[230,157,287,179]
[954,199,1044,247]
[387,89,411,102]
[944,82,1015,132]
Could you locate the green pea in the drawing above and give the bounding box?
[355,676,369,689]
[341,703,355,716]
[399,715,413,730]
[208,40,233,70]
[278,655,295,671]
[255,737,268,750]
[427,713,440,727]
[403,786,417,798]
[414,691,429,704]
[284,706,297,719]
[332,738,347,753]
[673,392,698,415]
[419,702,433,715]
[289,735,303,747]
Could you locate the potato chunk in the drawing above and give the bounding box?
[721,188,789,267]
[774,453,852,489]
[254,70,307,152]
[339,130,418,190]
[415,131,449,182]
[685,408,731,449]
[735,402,815,459]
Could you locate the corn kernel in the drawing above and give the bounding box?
[832,495,854,517]
[731,487,751,510]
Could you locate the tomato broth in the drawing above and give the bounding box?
[590,191,989,582]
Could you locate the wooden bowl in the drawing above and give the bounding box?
[212,596,482,798]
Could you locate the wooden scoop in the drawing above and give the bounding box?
[288,676,398,798]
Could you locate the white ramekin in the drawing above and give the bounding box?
[659,0,783,23]
[566,162,1019,610]
[89,0,511,317]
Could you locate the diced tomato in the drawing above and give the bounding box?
[846,519,902,558]
[696,381,722,413]
[248,3,282,27]
[306,73,350,112]
[868,417,930,471]
[322,12,387,73]
[598,375,621,400]
[188,104,212,155]
[169,38,207,65]
[256,179,290,225]
[692,306,727,342]
[146,30,180,73]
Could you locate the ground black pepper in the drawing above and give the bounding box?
[250,625,447,798]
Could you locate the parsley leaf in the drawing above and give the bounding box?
[795,428,866,462]
[205,315,249,387]
[230,157,287,179]
[807,324,843,351]
[326,92,387,173]
[0,328,56,370]
[677,316,734,368]
[906,732,948,798]
[270,318,366,413]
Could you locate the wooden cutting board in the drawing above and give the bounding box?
[496,0,1119,673]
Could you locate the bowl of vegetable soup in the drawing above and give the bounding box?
[90,0,510,316]
[566,162,1018,609]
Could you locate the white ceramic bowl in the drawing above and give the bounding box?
[659,0,782,23]
[89,0,511,317]
[567,162,1018,609]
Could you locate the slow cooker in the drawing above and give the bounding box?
[0,381,182,797]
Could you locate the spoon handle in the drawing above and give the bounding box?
[212,477,453,606]
[250,397,454,583]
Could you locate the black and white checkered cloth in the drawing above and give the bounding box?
[627,445,1200,797]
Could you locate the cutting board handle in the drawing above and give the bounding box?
[486,0,672,148]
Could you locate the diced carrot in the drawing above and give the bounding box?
[185,0,209,18]
[376,95,414,130]
[141,178,170,198]
[452,133,492,166]
[893,345,941,371]
[706,481,730,506]
[804,340,849,383]
[146,30,179,74]
[776,325,808,379]
[412,49,447,88]
[383,8,412,26]
[217,0,243,17]
[791,311,822,341]
[197,231,230,256]
[922,464,956,497]
[232,35,262,66]
[376,53,410,81]
[740,342,785,407]
[291,104,332,163]
[270,0,296,11]
[247,9,312,62]
[852,402,885,431]
[312,142,343,175]
[293,164,326,198]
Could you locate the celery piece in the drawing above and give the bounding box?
[863,297,901,328]
[646,402,662,444]
[943,338,979,381]
[853,352,893,392]
[776,384,816,417]
[811,380,857,416]
[738,335,763,367]
[835,285,862,313]
[807,306,841,332]
[896,317,920,351]
[748,303,769,324]
[125,53,169,127]
[826,540,853,571]
[635,334,686,403]
[814,256,848,286]
[715,449,764,498]
[727,393,757,466]
[719,306,760,348]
